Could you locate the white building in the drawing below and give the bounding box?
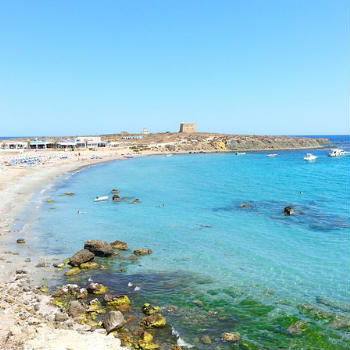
[1,141,28,149]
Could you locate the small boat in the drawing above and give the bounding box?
[94,196,109,202]
[166,154,173,157]
[304,153,317,161]
[235,152,246,155]
[267,153,278,157]
[328,149,346,157]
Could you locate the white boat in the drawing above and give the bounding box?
[166,154,173,157]
[328,149,346,157]
[304,153,317,161]
[235,152,246,155]
[267,153,278,157]
[94,196,109,202]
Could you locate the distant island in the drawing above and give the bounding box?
[0,123,329,154]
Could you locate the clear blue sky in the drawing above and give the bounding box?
[0,0,348,136]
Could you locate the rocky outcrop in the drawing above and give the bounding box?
[68,300,86,318]
[69,249,95,266]
[87,283,108,295]
[84,240,113,257]
[103,311,125,333]
[110,240,129,250]
[104,294,130,311]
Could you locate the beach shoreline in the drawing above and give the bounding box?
[0,149,133,349]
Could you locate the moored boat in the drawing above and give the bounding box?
[267,153,278,157]
[304,153,317,161]
[94,196,109,202]
[328,149,346,157]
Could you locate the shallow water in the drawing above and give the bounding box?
[25,135,350,349]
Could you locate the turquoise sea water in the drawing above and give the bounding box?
[27,136,350,349]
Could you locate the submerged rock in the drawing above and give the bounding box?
[316,296,350,313]
[132,199,141,203]
[84,240,113,256]
[287,320,307,335]
[64,267,81,276]
[284,206,295,216]
[103,311,125,333]
[140,313,167,328]
[134,249,152,256]
[69,249,95,266]
[110,240,129,250]
[87,282,108,295]
[201,335,212,344]
[221,332,240,342]
[80,262,99,269]
[240,203,252,208]
[64,192,75,196]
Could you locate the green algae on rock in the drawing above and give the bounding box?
[142,303,160,315]
[140,314,167,328]
[64,267,81,276]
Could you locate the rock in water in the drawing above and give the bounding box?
[221,332,241,342]
[64,267,81,276]
[104,294,131,311]
[87,282,108,294]
[240,203,252,208]
[69,249,95,266]
[134,249,152,256]
[141,313,167,328]
[16,238,25,244]
[201,335,212,344]
[287,320,307,335]
[80,262,99,269]
[84,240,113,256]
[68,300,86,318]
[142,303,160,315]
[284,206,295,216]
[103,311,125,333]
[110,240,129,250]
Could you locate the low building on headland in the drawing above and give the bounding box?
[29,139,55,149]
[179,123,196,133]
[0,141,28,149]
[142,127,149,135]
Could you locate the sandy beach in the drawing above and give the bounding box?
[0,149,130,350]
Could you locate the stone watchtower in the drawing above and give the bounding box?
[179,123,196,133]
